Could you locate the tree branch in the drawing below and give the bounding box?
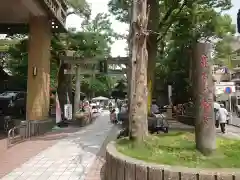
[157,0,187,42]
[158,6,178,29]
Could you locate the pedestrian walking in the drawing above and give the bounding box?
[218,104,228,133]
[214,101,221,128]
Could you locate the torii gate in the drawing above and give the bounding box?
[0,0,67,121]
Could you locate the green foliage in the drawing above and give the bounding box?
[5,10,119,96]
[82,13,123,43]
[213,36,239,67]
[118,0,235,103]
[117,131,240,168]
[81,75,114,97]
[66,0,91,18]
[7,38,59,88]
[68,32,110,57]
[108,0,235,103]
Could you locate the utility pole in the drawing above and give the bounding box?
[74,64,81,117]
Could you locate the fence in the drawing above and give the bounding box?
[7,119,54,148]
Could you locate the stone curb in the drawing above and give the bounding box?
[105,141,240,180]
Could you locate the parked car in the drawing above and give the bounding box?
[0,91,26,118]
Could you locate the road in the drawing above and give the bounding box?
[230,112,240,127]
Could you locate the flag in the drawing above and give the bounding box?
[56,92,62,123]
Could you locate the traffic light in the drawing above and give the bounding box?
[99,60,108,73]
[237,9,240,33]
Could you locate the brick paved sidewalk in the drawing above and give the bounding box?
[0,124,84,179]
[1,111,113,180]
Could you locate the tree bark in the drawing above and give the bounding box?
[190,45,196,101]
[128,1,135,139]
[74,65,81,117]
[194,43,216,155]
[57,61,73,120]
[147,0,159,114]
[129,0,149,142]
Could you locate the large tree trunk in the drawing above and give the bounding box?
[190,45,196,102]
[147,0,159,114]
[128,2,135,138]
[57,61,73,120]
[194,43,216,155]
[129,0,149,142]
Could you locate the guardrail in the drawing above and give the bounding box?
[7,120,53,148]
[7,121,29,148]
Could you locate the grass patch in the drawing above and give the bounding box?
[116,132,240,168]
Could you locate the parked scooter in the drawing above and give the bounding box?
[117,112,169,139]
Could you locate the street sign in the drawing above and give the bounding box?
[215,82,235,95]
[225,87,232,94]
[219,82,234,85]
[56,93,62,123]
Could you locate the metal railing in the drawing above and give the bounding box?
[7,119,54,148]
[7,121,28,148]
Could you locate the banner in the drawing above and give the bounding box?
[56,93,62,123]
[64,104,72,120]
[64,92,73,120]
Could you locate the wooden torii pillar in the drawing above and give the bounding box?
[0,1,67,122]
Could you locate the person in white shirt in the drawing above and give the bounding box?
[218,104,228,133]
[121,104,128,113]
[214,102,221,128]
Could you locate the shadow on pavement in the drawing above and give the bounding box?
[100,163,105,180]
[0,132,7,141]
[31,126,82,141]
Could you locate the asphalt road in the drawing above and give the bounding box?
[231,113,240,127]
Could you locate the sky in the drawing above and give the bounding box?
[66,0,240,57]
[225,0,239,25]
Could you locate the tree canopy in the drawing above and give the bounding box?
[3,11,120,98]
[108,0,235,103]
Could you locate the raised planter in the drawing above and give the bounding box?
[74,112,92,126]
[105,142,240,180]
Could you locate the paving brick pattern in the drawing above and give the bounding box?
[3,112,240,180]
[1,111,113,180]
[0,139,56,178]
[85,156,105,180]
